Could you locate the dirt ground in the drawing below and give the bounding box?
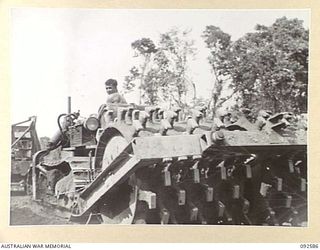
[10,194,74,226]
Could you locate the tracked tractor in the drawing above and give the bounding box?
[31,102,307,225]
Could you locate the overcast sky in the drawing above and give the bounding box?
[11,8,309,137]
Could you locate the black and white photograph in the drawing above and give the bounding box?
[10,8,308,227]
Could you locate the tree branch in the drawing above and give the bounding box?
[216,89,239,107]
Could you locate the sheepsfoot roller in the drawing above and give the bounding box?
[31,103,307,226]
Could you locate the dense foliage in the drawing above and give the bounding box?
[203,17,308,114]
[124,17,308,113]
[123,29,196,107]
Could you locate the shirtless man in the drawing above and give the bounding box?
[104,78,127,104]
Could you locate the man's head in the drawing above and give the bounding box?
[105,79,118,95]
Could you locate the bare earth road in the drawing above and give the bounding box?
[10,195,74,226]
